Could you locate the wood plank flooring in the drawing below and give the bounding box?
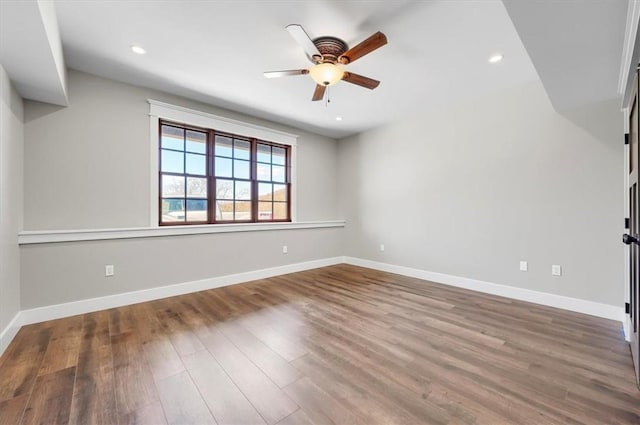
[1,264,639,424]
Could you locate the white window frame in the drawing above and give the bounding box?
[148,99,298,226]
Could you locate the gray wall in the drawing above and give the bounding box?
[17,70,625,311]
[338,81,623,306]
[21,227,342,309]
[0,65,24,330]
[20,70,342,309]
[24,69,339,229]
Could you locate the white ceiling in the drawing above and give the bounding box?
[1,1,630,138]
[51,0,540,138]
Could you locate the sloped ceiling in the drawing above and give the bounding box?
[503,0,628,112]
[0,0,67,106]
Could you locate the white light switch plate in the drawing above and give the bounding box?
[105,265,115,277]
[519,261,528,271]
[551,265,562,276]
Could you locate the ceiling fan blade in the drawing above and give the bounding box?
[312,84,326,101]
[264,69,309,78]
[339,31,387,64]
[342,72,380,89]
[286,24,321,60]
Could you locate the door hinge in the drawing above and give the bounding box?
[626,302,630,314]
[626,217,630,229]
[625,133,630,145]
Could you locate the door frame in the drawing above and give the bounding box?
[624,91,632,345]
[624,70,640,386]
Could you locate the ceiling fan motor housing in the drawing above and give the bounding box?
[311,36,348,64]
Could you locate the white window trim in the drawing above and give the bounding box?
[148,99,298,226]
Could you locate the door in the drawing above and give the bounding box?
[623,71,640,386]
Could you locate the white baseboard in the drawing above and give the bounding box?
[624,316,632,342]
[0,256,342,357]
[0,311,22,357]
[343,257,625,323]
[1,255,626,358]
[19,256,344,327]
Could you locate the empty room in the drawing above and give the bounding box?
[1,0,640,424]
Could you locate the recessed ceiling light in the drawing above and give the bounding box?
[131,45,146,55]
[335,116,343,121]
[488,53,503,64]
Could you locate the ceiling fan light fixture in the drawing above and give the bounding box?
[309,63,344,86]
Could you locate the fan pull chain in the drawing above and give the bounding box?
[325,86,331,107]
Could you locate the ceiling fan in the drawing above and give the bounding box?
[264,25,388,101]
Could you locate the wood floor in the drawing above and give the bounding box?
[0,264,639,425]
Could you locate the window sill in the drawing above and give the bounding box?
[18,220,346,245]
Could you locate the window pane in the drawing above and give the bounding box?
[258,183,272,201]
[215,157,232,177]
[216,179,233,199]
[186,199,207,221]
[161,125,292,225]
[273,184,287,202]
[215,135,233,157]
[234,139,250,160]
[257,163,270,181]
[216,200,233,221]
[161,149,184,173]
[234,201,252,221]
[257,144,271,163]
[272,165,285,183]
[187,177,207,198]
[162,175,185,197]
[272,147,286,165]
[186,130,206,154]
[258,201,272,220]
[186,153,206,175]
[161,198,185,222]
[234,159,250,179]
[274,202,288,220]
[235,181,251,200]
[161,126,184,150]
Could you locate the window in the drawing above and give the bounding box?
[159,121,290,225]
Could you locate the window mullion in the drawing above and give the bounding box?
[208,129,215,224]
[251,138,258,223]
[182,129,187,220]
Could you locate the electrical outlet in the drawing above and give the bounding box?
[519,261,528,272]
[551,265,562,276]
[105,265,115,277]
[282,245,288,254]
[380,244,385,252]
